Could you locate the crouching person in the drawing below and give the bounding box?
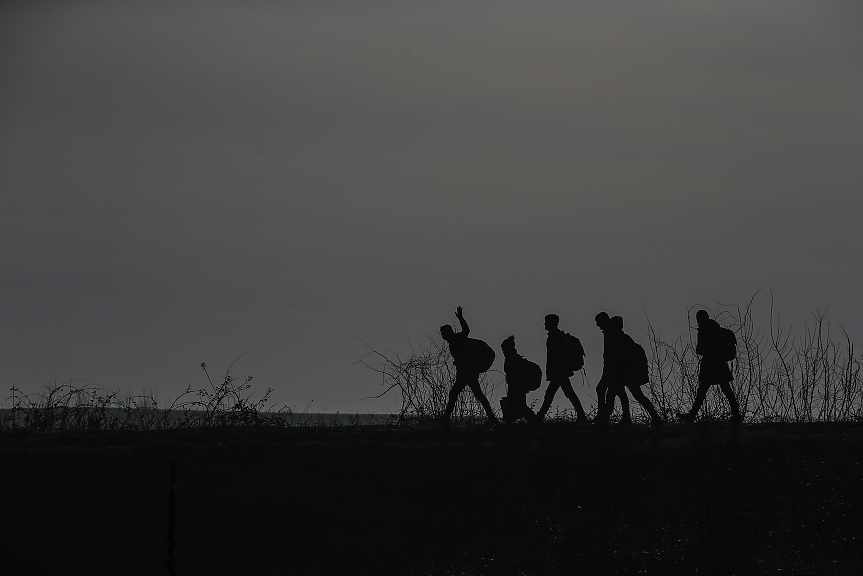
[499,336,541,422]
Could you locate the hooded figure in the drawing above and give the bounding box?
[499,335,539,422]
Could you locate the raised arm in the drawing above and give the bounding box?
[455,306,470,336]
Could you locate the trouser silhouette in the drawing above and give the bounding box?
[500,393,535,422]
[686,380,741,419]
[595,378,662,424]
[537,377,587,420]
[443,372,496,421]
[596,377,630,421]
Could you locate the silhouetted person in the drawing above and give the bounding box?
[499,335,540,423]
[594,313,663,426]
[536,314,588,422]
[440,306,498,423]
[678,310,742,423]
[594,314,631,423]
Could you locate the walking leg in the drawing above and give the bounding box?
[595,379,620,424]
[513,393,534,421]
[616,386,631,423]
[443,379,468,421]
[596,377,609,421]
[679,381,710,422]
[561,379,588,421]
[718,380,741,422]
[536,381,560,421]
[629,385,662,425]
[468,379,498,421]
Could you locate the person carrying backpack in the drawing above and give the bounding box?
[499,335,540,423]
[440,306,498,423]
[677,310,742,423]
[594,313,663,427]
[536,314,588,423]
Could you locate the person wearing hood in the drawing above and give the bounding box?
[499,335,540,423]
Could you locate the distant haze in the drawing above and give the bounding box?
[2,0,861,413]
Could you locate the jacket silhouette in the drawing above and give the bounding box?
[678,310,741,423]
[536,314,588,422]
[440,306,497,423]
[500,336,539,422]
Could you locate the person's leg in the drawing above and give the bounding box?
[595,377,609,421]
[718,380,741,421]
[616,386,631,423]
[595,378,620,424]
[500,396,512,422]
[521,400,536,421]
[443,378,468,421]
[628,384,662,424]
[536,381,561,421]
[679,381,711,422]
[467,378,497,421]
[596,378,608,416]
[512,392,533,421]
[616,386,632,424]
[560,378,588,421]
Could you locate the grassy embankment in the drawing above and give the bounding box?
[2,422,861,575]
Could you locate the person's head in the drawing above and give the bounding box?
[595,311,611,330]
[440,324,455,341]
[611,315,624,331]
[696,310,710,327]
[501,335,517,355]
[544,314,560,331]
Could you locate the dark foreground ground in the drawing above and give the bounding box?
[1,422,861,575]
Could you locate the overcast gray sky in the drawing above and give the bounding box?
[2,0,861,413]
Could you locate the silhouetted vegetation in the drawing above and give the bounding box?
[359,336,502,423]
[2,356,306,432]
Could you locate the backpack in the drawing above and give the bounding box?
[629,340,650,385]
[563,333,585,373]
[520,357,543,392]
[465,338,496,373]
[717,327,738,363]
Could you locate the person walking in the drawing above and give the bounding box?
[678,310,742,423]
[594,313,663,426]
[536,314,588,423]
[499,335,540,423]
[594,314,631,423]
[440,306,498,423]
